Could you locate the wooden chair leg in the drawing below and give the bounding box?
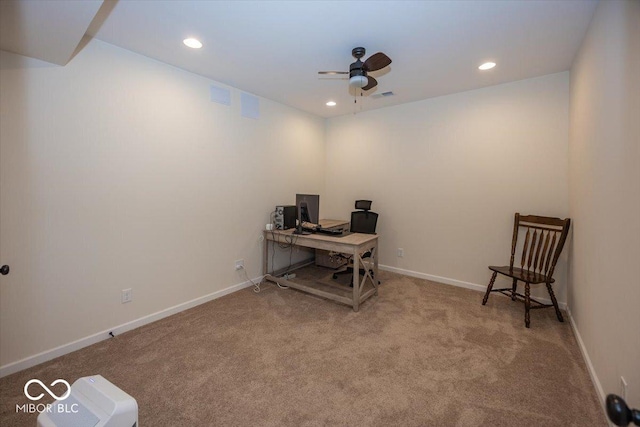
[546,282,564,322]
[525,283,531,328]
[482,271,498,305]
[511,278,518,301]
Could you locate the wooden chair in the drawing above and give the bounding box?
[482,213,571,328]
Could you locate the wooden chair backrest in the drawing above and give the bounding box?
[509,213,571,279]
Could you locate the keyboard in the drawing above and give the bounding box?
[316,228,343,236]
[300,221,343,236]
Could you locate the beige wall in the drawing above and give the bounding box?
[569,0,640,407]
[0,39,325,368]
[324,72,570,301]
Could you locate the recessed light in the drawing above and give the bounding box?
[326,101,337,107]
[479,62,496,70]
[183,38,202,49]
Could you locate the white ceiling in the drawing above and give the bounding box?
[1,1,598,118]
[0,0,103,66]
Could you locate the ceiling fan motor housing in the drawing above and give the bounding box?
[349,60,366,78]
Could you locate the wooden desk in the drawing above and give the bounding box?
[263,219,379,311]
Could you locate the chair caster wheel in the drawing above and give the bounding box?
[332,274,338,279]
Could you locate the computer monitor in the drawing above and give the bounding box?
[295,194,319,224]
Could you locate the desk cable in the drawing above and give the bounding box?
[246,261,289,293]
[253,215,293,293]
[268,222,299,282]
[236,264,261,294]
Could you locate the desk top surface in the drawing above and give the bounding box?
[265,219,377,247]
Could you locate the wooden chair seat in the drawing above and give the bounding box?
[488,266,555,285]
[482,213,571,328]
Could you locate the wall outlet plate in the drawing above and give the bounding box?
[235,259,244,270]
[121,288,132,304]
[620,376,628,400]
[397,248,404,257]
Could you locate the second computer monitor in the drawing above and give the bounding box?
[296,194,319,224]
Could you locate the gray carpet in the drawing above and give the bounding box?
[0,270,607,426]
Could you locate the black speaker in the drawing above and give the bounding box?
[274,205,296,230]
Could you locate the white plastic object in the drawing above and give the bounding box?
[37,375,138,427]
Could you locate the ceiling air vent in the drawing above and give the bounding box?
[371,91,395,99]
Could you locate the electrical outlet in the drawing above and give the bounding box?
[235,259,244,270]
[397,248,404,257]
[121,288,132,304]
[620,376,628,400]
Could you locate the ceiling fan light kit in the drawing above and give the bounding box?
[349,75,368,88]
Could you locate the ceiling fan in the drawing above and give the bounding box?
[318,47,392,91]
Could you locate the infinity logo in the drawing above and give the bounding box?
[24,379,71,401]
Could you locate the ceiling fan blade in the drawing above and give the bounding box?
[363,52,392,72]
[362,76,378,91]
[318,71,349,75]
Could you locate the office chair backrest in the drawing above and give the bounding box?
[355,200,372,211]
[350,200,378,234]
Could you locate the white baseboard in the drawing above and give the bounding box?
[0,277,261,378]
[378,264,567,310]
[566,306,610,425]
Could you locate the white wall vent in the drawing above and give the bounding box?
[371,91,395,99]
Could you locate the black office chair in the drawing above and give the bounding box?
[333,200,379,285]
